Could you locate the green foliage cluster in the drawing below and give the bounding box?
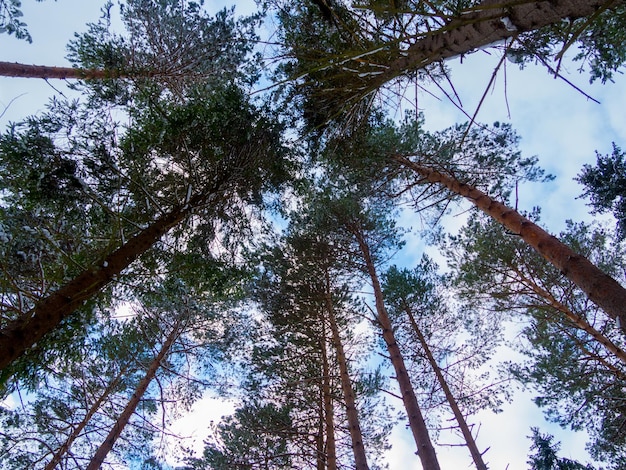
[577,144,626,240]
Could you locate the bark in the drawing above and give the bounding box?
[320,313,338,470]
[0,187,224,371]
[351,226,440,470]
[0,61,129,80]
[394,154,626,333]
[86,320,181,470]
[324,268,369,470]
[355,0,617,93]
[44,367,128,470]
[402,302,488,470]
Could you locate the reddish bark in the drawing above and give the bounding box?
[403,303,488,470]
[86,320,181,470]
[324,268,369,470]
[394,155,626,333]
[351,226,440,470]
[44,367,128,470]
[0,61,128,80]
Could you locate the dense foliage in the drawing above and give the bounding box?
[0,0,624,468]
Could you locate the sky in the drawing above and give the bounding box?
[1,1,625,469]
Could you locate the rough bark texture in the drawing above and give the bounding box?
[403,303,488,470]
[44,368,127,470]
[324,269,369,470]
[0,61,125,79]
[86,321,181,470]
[351,227,440,470]
[367,0,618,91]
[0,190,216,371]
[394,155,626,334]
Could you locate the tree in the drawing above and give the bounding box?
[382,259,501,470]
[0,321,144,469]
[576,144,626,240]
[188,402,296,470]
[0,0,258,98]
[0,97,144,392]
[0,84,289,373]
[445,213,626,367]
[238,229,390,469]
[86,315,183,470]
[275,0,625,131]
[392,153,626,333]
[0,250,250,469]
[0,61,124,79]
[301,187,440,470]
[446,213,626,468]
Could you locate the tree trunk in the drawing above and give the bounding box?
[353,0,614,94]
[44,367,128,470]
[351,226,440,470]
[320,316,338,470]
[324,268,369,470]
[0,61,128,79]
[402,302,488,470]
[394,155,626,333]
[0,185,226,371]
[86,320,181,470]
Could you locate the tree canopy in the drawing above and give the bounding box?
[0,0,624,468]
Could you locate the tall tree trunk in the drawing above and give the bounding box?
[320,316,338,470]
[402,302,488,470]
[0,183,228,371]
[0,61,165,80]
[351,226,440,470]
[86,320,181,470]
[44,367,128,470]
[344,0,614,95]
[0,61,143,80]
[324,268,369,470]
[394,155,626,333]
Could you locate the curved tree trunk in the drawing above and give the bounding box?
[351,226,440,470]
[379,0,613,83]
[86,320,181,470]
[324,268,369,470]
[394,155,626,333]
[403,302,488,470]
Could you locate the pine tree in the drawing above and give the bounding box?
[275,0,625,130]
[0,84,289,374]
[382,259,501,470]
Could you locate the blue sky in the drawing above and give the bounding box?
[1,1,625,469]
